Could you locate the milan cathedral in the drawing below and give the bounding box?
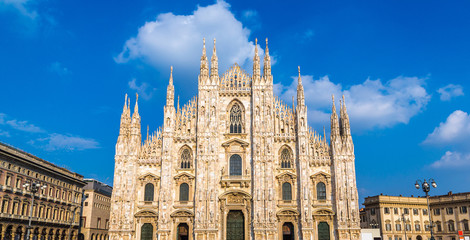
[109,38,361,240]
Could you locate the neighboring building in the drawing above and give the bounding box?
[361,195,431,240]
[0,142,86,240]
[80,179,112,240]
[109,39,361,240]
[429,192,470,240]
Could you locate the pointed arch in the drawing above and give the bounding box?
[279,145,293,169]
[227,99,245,134]
[178,145,193,169]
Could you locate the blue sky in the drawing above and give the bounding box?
[1,0,469,203]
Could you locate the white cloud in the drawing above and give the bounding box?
[431,151,470,168]
[128,78,156,100]
[0,130,10,137]
[35,133,100,151]
[0,0,38,19]
[115,0,263,80]
[274,75,430,131]
[423,110,470,147]
[49,61,70,76]
[5,119,43,133]
[437,84,464,101]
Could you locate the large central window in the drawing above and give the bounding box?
[230,103,243,133]
[230,154,242,176]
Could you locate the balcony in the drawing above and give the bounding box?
[220,175,251,188]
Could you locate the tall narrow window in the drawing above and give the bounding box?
[179,183,189,202]
[280,148,292,168]
[140,223,153,240]
[229,103,242,133]
[229,154,242,176]
[144,183,154,201]
[317,182,327,200]
[180,148,192,169]
[282,182,292,201]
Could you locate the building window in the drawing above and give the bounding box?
[396,224,402,231]
[434,209,440,216]
[448,221,455,231]
[436,222,442,232]
[282,182,292,201]
[463,220,469,231]
[460,206,467,214]
[229,154,242,176]
[229,103,243,133]
[371,208,376,215]
[425,222,430,231]
[81,217,86,227]
[15,178,21,188]
[280,148,292,169]
[84,202,88,206]
[384,207,390,214]
[5,175,12,186]
[179,183,189,202]
[97,218,101,229]
[1,200,8,213]
[386,224,392,231]
[180,148,192,169]
[446,207,454,215]
[413,209,418,215]
[141,223,153,240]
[144,183,154,201]
[423,209,428,215]
[404,208,409,215]
[405,224,411,231]
[415,224,421,231]
[394,208,398,215]
[316,182,326,200]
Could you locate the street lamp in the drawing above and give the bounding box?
[23,181,47,240]
[415,179,437,240]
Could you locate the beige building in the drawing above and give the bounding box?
[109,38,361,240]
[430,192,470,240]
[361,195,431,240]
[80,179,112,240]
[0,142,85,240]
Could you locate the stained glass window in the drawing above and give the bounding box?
[317,182,326,200]
[280,148,292,168]
[230,154,242,176]
[179,183,189,202]
[144,183,154,201]
[282,182,292,201]
[230,104,242,133]
[180,148,191,169]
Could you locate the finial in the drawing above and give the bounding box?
[332,94,335,103]
[169,66,173,85]
[136,93,139,102]
[254,38,258,54]
[123,93,128,110]
[177,95,180,110]
[202,38,206,55]
[213,38,217,54]
[298,66,302,85]
[146,125,149,141]
[265,38,269,54]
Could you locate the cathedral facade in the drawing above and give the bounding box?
[109,39,361,240]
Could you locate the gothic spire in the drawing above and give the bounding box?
[263,38,272,81]
[166,66,175,106]
[210,38,218,81]
[340,95,351,136]
[297,66,305,107]
[132,93,140,120]
[331,95,340,139]
[253,38,261,81]
[199,38,209,81]
[119,93,130,135]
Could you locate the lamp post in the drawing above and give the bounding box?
[415,179,437,240]
[23,181,47,240]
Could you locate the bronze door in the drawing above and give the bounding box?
[227,210,244,240]
[318,222,330,240]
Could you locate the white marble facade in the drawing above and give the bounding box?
[109,39,361,240]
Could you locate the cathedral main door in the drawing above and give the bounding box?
[318,222,330,240]
[226,210,244,240]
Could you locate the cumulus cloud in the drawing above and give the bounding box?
[437,84,464,101]
[423,110,470,147]
[115,0,263,81]
[34,133,100,151]
[0,0,38,19]
[423,110,470,168]
[274,75,430,131]
[431,151,470,168]
[128,78,156,100]
[5,119,43,133]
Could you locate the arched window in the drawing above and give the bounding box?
[282,182,292,201]
[229,103,242,133]
[280,148,292,168]
[144,183,154,201]
[140,223,153,240]
[317,182,326,200]
[229,154,242,176]
[179,183,189,202]
[180,148,191,169]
